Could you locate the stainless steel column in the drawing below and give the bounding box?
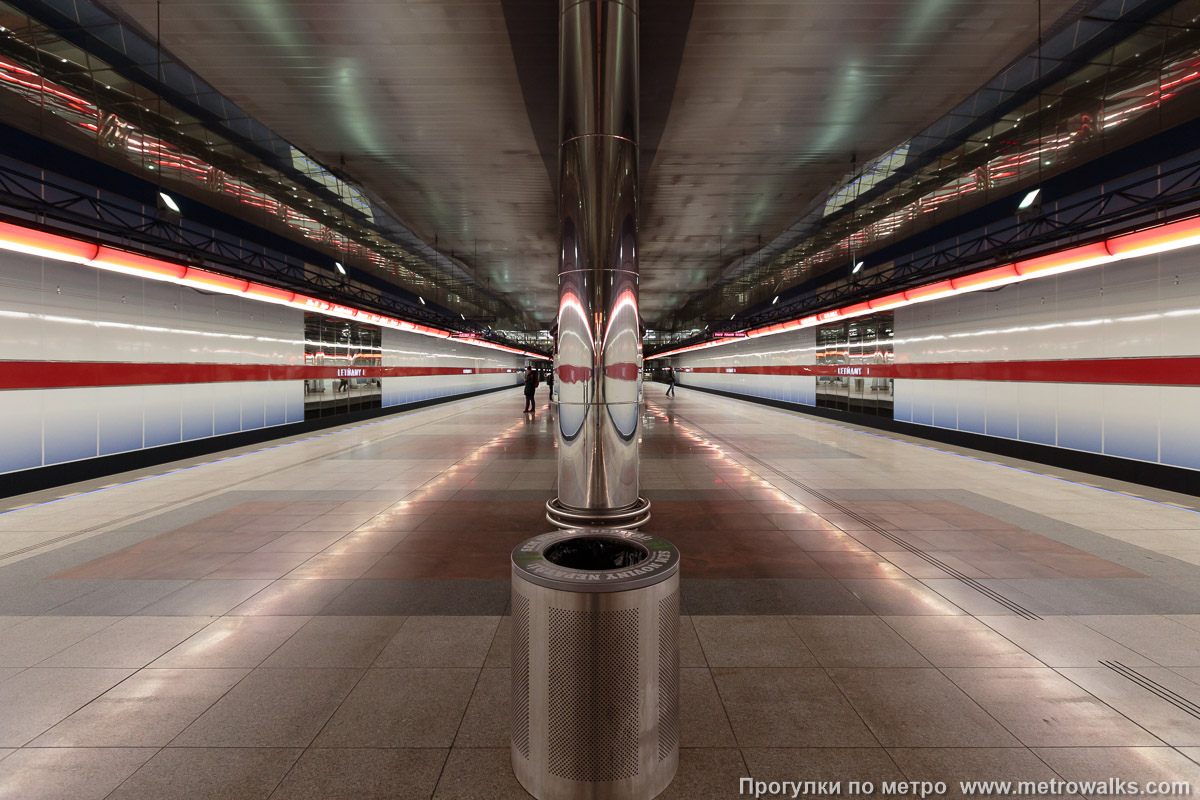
[547,0,650,529]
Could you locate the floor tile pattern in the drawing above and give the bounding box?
[0,388,1197,797]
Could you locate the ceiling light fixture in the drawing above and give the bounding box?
[334,261,346,275]
[158,192,180,214]
[1018,188,1041,210]
[852,261,864,274]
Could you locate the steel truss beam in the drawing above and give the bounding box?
[0,160,544,352]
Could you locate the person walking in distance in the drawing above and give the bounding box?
[523,366,539,413]
[665,366,676,398]
[546,367,554,406]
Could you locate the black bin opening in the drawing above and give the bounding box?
[544,536,649,570]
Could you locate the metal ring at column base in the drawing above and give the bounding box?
[546,496,651,530]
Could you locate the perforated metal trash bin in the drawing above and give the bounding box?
[511,530,681,800]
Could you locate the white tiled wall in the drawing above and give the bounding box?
[0,250,304,473]
[379,328,524,407]
[893,247,1200,468]
[671,247,1200,472]
[9,253,304,366]
[0,249,526,475]
[893,247,1200,364]
[671,327,818,405]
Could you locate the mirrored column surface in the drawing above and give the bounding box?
[551,0,649,526]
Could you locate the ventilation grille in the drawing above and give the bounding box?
[548,606,640,782]
[511,590,531,759]
[657,590,680,761]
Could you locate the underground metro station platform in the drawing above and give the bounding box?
[3,0,1200,796]
[0,389,1199,798]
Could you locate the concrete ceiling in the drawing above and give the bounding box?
[104,0,1081,327]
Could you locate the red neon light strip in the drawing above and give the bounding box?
[0,362,521,391]
[0,220,98,263]
[179,267,249,292]
[93,247,187,279]
[681,357,1200,386]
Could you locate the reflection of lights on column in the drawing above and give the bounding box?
[558,293,594,341]
[601,290,638,346]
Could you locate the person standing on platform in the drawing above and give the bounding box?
[546,368,554,405]
[665,366,676,398]
[523,366,539,413]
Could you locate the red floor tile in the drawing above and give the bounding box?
[233,517,310,533]
[950,550,1071,579]
[322,530,412,554]
[284,552,385,580]
[128,551,244,580]
[186,532,289,553]
[770,514,843,531]
[807,550,910,579]
[785,530,873,552]
[1025,551,1146,578]
[202,551,313,579]
[903,530,1009,552]
[353,514,430,533]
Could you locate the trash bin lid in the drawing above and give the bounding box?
[511,529,680,592]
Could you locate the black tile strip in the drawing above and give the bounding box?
[1101,660,1200,720]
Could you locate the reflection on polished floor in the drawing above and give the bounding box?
[1,386,1200,798]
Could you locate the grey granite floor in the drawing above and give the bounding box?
[0,390,1198,798]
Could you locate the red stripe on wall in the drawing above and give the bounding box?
[5,357,1195,390]
[0,362,521,390]
[682,356,1200,386]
